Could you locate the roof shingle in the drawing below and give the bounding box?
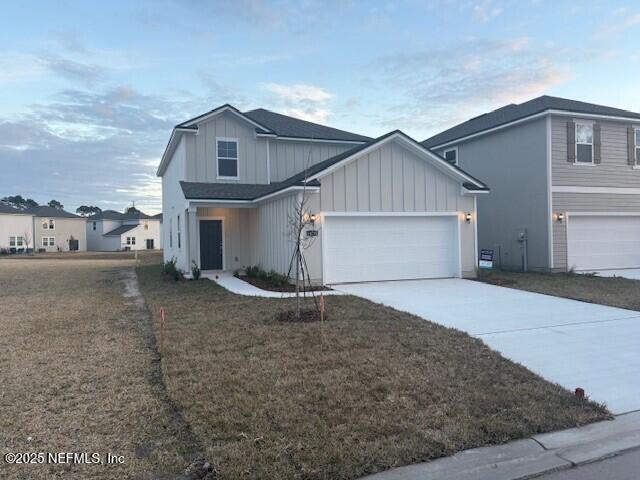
[422,95,640,148]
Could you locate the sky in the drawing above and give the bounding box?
[1,0,639,214]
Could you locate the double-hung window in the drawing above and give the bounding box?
[126,237,136,246]
[443,148,458,165]
[575,123,594,164]
[42,218,55,230]
[42,236,55,247]
[216,138,239,179]
[9,235,25,252]
[92,221,97,231]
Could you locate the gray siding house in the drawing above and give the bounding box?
[87,209,162,251]
[158,104,489,284]
[424,95,640,272]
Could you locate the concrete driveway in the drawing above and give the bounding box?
[336,279,640,414]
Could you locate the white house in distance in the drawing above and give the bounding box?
[0,204,34,253]
[87,209,162,251]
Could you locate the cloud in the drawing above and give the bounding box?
[594,13,640,40]
[262,83,332,103]
[261,82,334,124]
[368,37,570,136]
[0,84,196,213]
[473,0,503,23]
[38,54,107,86]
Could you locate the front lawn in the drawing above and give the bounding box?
[477,270,640,311]
[137,264,608,480]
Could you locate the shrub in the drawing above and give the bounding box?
[245,265,260,278]
[161,257,183,282]
[191,261,201,280]
[268,270,289,287]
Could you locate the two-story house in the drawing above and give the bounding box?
[423,95,640,273]
[158,104,489,284]
[87,208,162,251]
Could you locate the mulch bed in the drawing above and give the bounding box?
[238,275,331,292]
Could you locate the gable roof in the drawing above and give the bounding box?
[25,206,82,218]
[158,103,371,176]
[104,224,138,236]
[181,129,488,202]
[423,95,640,149]
[244,108,372,142]
[302,130,489,190]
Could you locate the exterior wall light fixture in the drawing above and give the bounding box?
[556,212,564,222]
[465,213,472,223]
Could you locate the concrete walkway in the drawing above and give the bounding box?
[203,272,344,298]
[362,412,640,480]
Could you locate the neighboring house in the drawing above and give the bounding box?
[423,95,640,272]
[158,104,488,284]
[25,206,87,252]
[0,204,34,253]
[87,209,162,251]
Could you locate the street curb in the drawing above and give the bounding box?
[361,412,640,480]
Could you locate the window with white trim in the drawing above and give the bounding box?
[42,236,55,247]
[169,218,173,248]
[443,148,458,165]
[177,215,181,249]
[92,221,97,231]
[42,218,55,230]
[126,236,136,245]
[9,235,25,251]
[575,123,594,163]
[216,138,239,178]
[635,128,640,165]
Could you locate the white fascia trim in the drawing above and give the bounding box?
[462,188,490,195]
[157,128,197,176]
[430,109,640,150]
[546,115,554,268]
[321,211,460,217]
[181,105,272,132]
[254,185,320,203]
[256,134,368,145]
[553,186,640,195]
[308,132,486,189]
[566,211,640,217]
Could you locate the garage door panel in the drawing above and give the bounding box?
[567,215,640,271]
[324,215,459,283]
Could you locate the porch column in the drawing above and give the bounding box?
[187,206,199,269]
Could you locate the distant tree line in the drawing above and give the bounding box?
[1,195,102,216]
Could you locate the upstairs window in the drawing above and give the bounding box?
[42,219,55,230]
[126,237,136,245]
[443,148,458,165]
[575,123,594,164]
[92,221,97,231]
[217,138,239,179]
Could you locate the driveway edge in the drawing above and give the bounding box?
[361,412,640,480]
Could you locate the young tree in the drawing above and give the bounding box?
[22,230,32,254]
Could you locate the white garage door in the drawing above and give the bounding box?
[567,215,640,271]
[323,215,460,284]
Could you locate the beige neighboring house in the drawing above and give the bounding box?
[27,206,87,252]
[158,104,489,284]
[0,204,34,253]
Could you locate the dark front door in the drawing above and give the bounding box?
[199,220,223,270]
[146,239,154,249]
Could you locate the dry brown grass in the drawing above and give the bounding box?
[137,264,609,480]
[478,270,640,311]
[0,257,204,479]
